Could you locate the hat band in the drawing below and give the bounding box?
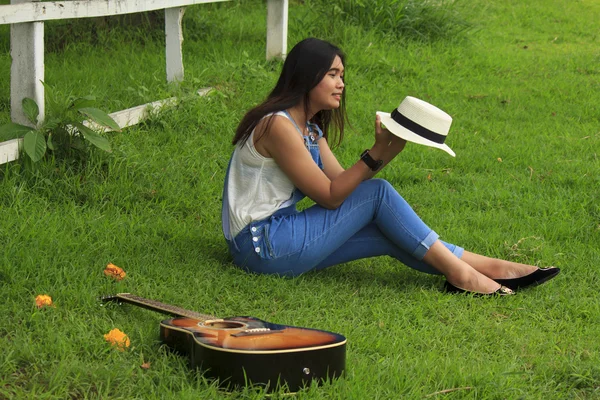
[391,109,446,144]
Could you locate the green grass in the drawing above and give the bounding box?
[1,0,600,398]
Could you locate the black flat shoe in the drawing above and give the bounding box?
[494,267,560,290]
[443,281,515,297]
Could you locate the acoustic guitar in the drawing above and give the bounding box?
[102,293,346,392]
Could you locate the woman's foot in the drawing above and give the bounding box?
[424,242,507,294]
[461,252,546,280]
[444,281,515,296]
[444,267,511,295]
[493,267,560,290]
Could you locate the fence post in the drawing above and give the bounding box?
[165,7,186,83]
[10,0,44,126]
[266,0,288,60]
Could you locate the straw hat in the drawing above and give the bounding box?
[376,96,455,157]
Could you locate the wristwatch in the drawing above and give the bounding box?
[360,149,383,171]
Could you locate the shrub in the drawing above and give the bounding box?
[0,83,118,165]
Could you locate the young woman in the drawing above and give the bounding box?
[221,38,559,296]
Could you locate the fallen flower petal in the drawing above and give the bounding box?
[104,328,130,351]
[104,263,126,281]
[35,294,53,309]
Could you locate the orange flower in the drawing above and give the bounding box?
[35,294,54,308]
[104,328,130,351]
[104,263,126,281]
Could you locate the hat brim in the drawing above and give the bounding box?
[376,111,456,157]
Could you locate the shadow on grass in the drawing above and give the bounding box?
[197,234,443,295]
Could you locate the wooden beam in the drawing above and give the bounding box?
[165,7,185,83]
[0,0,231,25]
[84,88,213,133]
[0,138,21,164]
[10,0,45,126]
[266,0,288,60]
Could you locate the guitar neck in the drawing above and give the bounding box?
[106,293,217,322]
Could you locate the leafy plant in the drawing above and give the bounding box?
[0,85,120,164]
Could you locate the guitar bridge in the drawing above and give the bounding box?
[231,328,283,337]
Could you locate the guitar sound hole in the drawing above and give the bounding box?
[202,321,245,329]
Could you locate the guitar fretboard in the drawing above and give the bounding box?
[107,293,217,322]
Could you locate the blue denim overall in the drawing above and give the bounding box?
[222,112,463,277]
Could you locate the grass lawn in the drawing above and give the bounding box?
[1,0,599,398]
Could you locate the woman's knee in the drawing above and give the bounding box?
[366,179,405,206]
[350,179,404,212]
[359,178,395,195]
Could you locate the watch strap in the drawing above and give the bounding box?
[360,149,383,171]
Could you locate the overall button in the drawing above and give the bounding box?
[254,247,260,253]
[252,237,259,242]
[251,227,257,233]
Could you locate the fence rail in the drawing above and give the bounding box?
[0,0,228,24]
[0,0,289,164]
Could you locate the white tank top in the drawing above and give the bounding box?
[225,112,297,238]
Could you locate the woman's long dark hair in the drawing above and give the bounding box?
[232,38,348,148]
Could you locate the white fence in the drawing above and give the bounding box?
[0,0,289,164]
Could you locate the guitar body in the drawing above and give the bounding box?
[103,294,346,392]
[160,316,346,391]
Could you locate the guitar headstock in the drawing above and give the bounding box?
[100,293,130,304]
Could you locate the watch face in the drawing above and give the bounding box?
[361,150,380,171]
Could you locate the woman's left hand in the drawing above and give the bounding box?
[375,115,407,155]
[388,134,407,154]
[374,115,395,147]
